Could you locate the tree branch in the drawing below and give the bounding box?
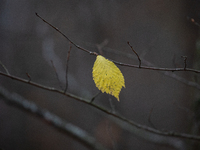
[127,41,141,68]
[36,12,200,74]
[0,85,108,150]
[35,13,98,56]
[96,46,200,90]
[64,42,72,93]
[0,71,200,142]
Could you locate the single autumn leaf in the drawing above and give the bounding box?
[92,55,125,101]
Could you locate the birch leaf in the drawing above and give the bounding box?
[92,55,125,101]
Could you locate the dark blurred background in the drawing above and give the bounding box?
[0,0,200,150]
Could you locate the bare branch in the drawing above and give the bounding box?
[36,13,200,74]
[64,42,72,93]
[1,71,200,142]
[112,60,200,73]
[127,41,141,68]
[0,85,108,150]
[35,13,98,56]
[97,46,200,90]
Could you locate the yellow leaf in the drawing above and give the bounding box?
[92,55,125,101]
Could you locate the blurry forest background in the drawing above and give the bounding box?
[0,0,200,150]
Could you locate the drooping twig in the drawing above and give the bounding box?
[127,41,141,68]
[148,106,157,129]
[64,42,72,93]
[50,60,63,89]
[1,70,200,142]
[36,13,200,73]
[164,71,200,90]
[0,86,108,150]
[109,96,115,114]
[0,60,10,75]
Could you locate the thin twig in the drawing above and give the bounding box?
[1,71,200,141]
[50,60,63,89]
[181,56,187,70]
[64,42,72,93]
[26,73,31,82]
[112,60,200,73]
[164,71,200,90]
[0,60,10,75]
[0,86,108,150]
[36,13,200,74]
[127,41,141,68]
[148,106,157,129]
[98,46,200,90]
[90,91,101,103]
[35,13,98,56]
[109,96,115,114]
